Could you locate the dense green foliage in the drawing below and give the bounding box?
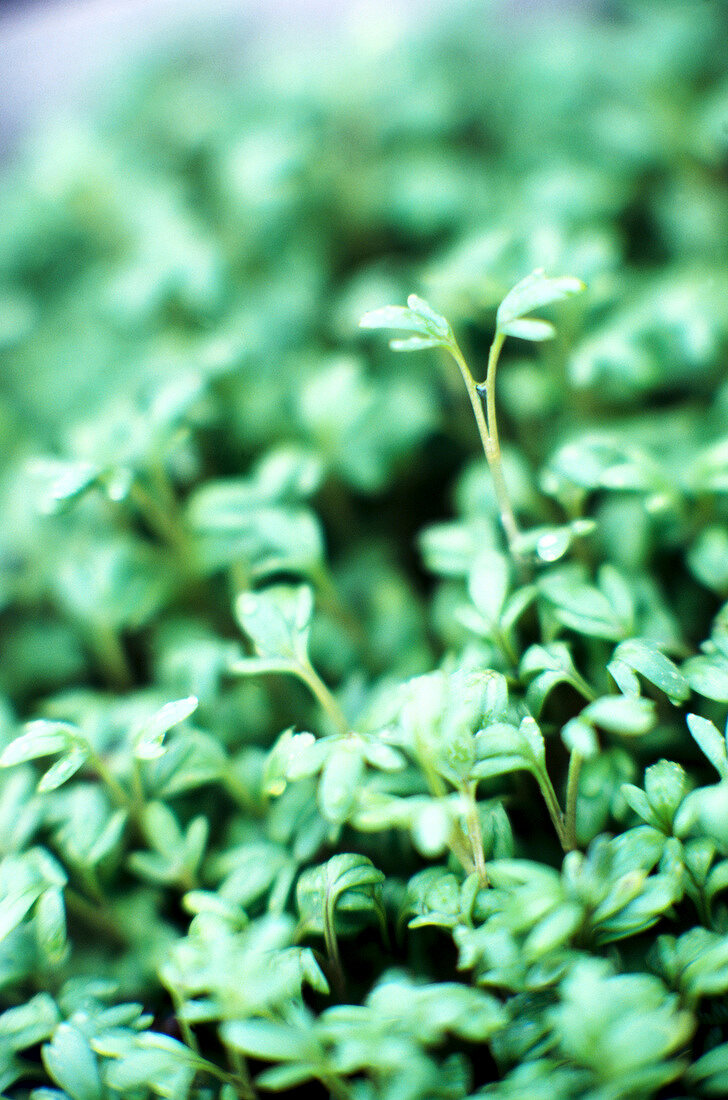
[1,0,728,1095]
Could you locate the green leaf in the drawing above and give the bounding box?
[38,749,89,792]
[521,642,594,716]
[582,695,657,737]
[42,1024,103,1100]
[359,294,452,349]
[221,1018,316,1062]
[496,270,585,343]
[264,729,327,796]
[389,335,442,351]
[688,1040,728,1094]
[35,888,67,965]
[644,760,688,828]
[411,801,452,858]
[613,639,689,704]
[608,658,642,697]
[318,744,365,824]
[561,717,599,758]
[296,854,385,939]
[133,696,199,760]
[683,654,728,701]
[0,993,60,1051]
[538,569,629,641]
[0,722,79,767]
[499,317,556,342]
[468,549,510,621]
[359,305,427,332]
[28,457,99,512]
[0,883,45,943]
[497,271,585,329]
[256,1061,320,1090]
[687,713,728,778]
[472,717,545,781]
[235,585,314,664]
[511,521,595,564]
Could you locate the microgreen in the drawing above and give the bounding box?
[361,272,584,560]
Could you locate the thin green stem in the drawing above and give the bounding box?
[464,783,489,888]
[169,983,199,1055]
[87,749,134,813]
[321,1074,355,1100]
[535,766,568,851]
[449,336,521,556]
[90,623,133,691]
[571,672,598,703]
[448,824,477,878]
[65,888,128,946]
[128,479,192,562]
[324,889,345,996]
[564,751,583,852]
[296,660,350,737]
[227,1049,258,1100]
[412,736,476,877]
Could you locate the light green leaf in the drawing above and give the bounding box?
[221,1018,316,1062]
[296,853,385,939]
[42,1024,103,1100]
[0,883,45,943]
[235,585,314,663]
[683,655,728,702]
[412,801,452,858]
[264,729,326,796]
[472,719,545,781]
[468,549,510,622]
[613,640,689,704]
[498,317,556,342]
[497,270,585,329]
[318,745,365,823]
[0,722,79,767]
[687,713,728,779]
[561,717,599,758]
[35,888,67,964]
[256,1061,319,1090]
[359,305,426,332]
[0,993,60,1050]
[38,749,89,792]
[582,695,657,736]
[359,294,452,350]
[389,335,442,351]
[134,696,199,760]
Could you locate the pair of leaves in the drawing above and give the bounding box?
[360,271,585,350]
[265,728,406,824]
[128,802,208,889]
[296,853,385,942]
[359,293,453,352]
[472,715,547,784]
[0,696,198,792]
[495,270,585,342]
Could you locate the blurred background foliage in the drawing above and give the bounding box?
[1,0,728,1096]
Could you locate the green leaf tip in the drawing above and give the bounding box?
[359,294,452,351]
[497,269,585,342]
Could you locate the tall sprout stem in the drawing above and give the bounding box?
[449,335,521,557]
[464,782,489,888]
[564,751,584,852]
[296,660,350,737]
[535,766,568,851]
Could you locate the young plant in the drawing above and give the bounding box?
[360,271,585,560]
